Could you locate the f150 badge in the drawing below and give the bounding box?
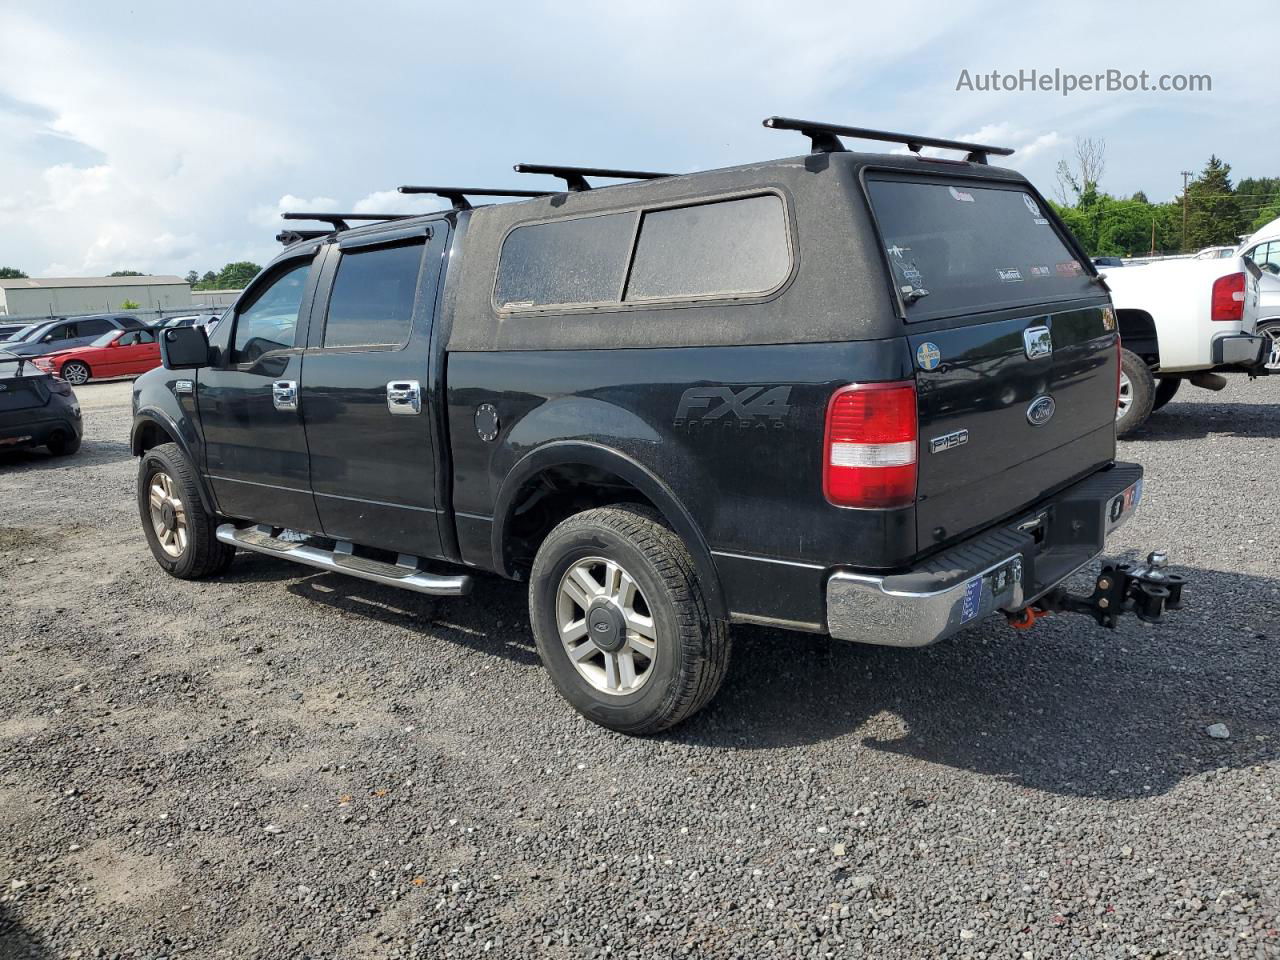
[674,385,792,430]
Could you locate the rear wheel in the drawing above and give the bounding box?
[60,360,91,385]
[1260,320,1280,372]
[1116,348,1155,438]
[1152,377,1181,411]
[46,431,81,456]
[528,505,730,735]
[138,442,234,579]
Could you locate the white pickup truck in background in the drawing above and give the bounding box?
[1100,252,1267,435]
[1236,215,1280,373]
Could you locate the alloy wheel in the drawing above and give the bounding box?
[556,556,658,696]
[148,470,188,558]
[1116,370,1133,421]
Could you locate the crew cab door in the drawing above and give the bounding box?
[298,224,447,558]
[197,252,324,533]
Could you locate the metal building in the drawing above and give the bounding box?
[0,276,192,317]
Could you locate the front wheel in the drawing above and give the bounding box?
[1260,321,1280,373]
[60,360,91,385]
[1116,348,1155,438]
[528,506,731,735]
[137,442,234,579]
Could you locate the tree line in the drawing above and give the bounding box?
[0,263,263,289]
[1049,138,1278,257]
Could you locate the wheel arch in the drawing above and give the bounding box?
[1116,309,1159,365]
[490,441,727,620]
[131,410,217,514]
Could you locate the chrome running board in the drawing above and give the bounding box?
[215,524,472,596]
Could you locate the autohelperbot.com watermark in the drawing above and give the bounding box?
[956,68,1211,96]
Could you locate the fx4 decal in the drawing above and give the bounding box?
[674,385,793,430]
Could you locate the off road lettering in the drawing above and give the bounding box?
[674,386,793,424]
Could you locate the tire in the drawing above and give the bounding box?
[528,505,731,735]
[60,360,91,385]
[1116,348,1155,438]
[1260,320,1280,373]
[46,430,81,456]
[137,442,234,579]
[1152,377,1181,411]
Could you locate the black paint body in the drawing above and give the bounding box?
[132,149,1119,632]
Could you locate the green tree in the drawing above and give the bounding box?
[0,267,28,279]
[185,270,199,285]
[1181,156,1243,249]
[120,299,141,310]
[109,270,146,277]
[215,261,261,289]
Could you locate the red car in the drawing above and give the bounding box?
[32,328,161,385]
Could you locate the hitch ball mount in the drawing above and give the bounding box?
[1011,552,1184,629]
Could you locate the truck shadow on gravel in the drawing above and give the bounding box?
[230,553,1276,801]
[1124,401,1280,441]
[0,902,51,960]
[689,561,1279,800]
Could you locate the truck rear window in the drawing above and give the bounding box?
[866,177,1094,320]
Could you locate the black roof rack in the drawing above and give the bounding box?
[762,116,1015,165]
[512,163,674,192]
[280,212,413,232]
[396,185,551,211]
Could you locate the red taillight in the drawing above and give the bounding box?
[1210,272,1246,322]
[823,381,918,509]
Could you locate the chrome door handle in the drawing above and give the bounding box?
[272,379,298,411]
[386,380,422,416]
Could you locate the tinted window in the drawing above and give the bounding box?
[233,260,310,363]
[323,241,423,348]
[625,195,791,301]
[866,177,1094,320]
[116,316,145,329]
[78,318,115,338]
[495,212,637,309]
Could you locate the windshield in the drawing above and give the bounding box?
[12,323,47,342]
[91,331,121,347]
[866,176,1095,321]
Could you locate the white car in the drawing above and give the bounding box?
[1100,253,1266,435]
[1237,216,1280,371]
[1194,245,1237,260]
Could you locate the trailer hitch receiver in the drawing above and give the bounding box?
[1022,552,1184,628]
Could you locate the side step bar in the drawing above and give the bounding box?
[215,524,472,596]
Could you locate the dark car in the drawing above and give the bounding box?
[0,351,83,456]
[0,322,32,342]
[132,117,1181,734]
[1092,256,1125,268]
[5,314,147,358]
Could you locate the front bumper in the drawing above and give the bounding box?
[826,462,1144,647]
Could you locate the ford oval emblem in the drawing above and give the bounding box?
[1026,395,1056,426]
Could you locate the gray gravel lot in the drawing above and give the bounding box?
[1,376,1278,959]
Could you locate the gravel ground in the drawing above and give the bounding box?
[1,376,1277,959]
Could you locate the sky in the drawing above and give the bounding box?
[0,0,1271,278]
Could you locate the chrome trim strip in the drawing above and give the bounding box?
[711,549,826,570]
[208,475,311,496]
[313,490,442,513]
[730,612,825,633]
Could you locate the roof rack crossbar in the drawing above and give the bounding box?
[396,185,552,211]
[512,163,674,192]
[280,212,414,231]
[762,116,1015,164]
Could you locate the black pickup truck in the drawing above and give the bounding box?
[132,118,1181,734]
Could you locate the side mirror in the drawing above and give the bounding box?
[42,334,54,343]
[160,325,211,370]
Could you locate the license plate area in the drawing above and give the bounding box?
[960,555,1024,624]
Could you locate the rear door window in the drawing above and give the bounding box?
[866,176,1095,320]
[78,318,115,338]
[322,240,424,348]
